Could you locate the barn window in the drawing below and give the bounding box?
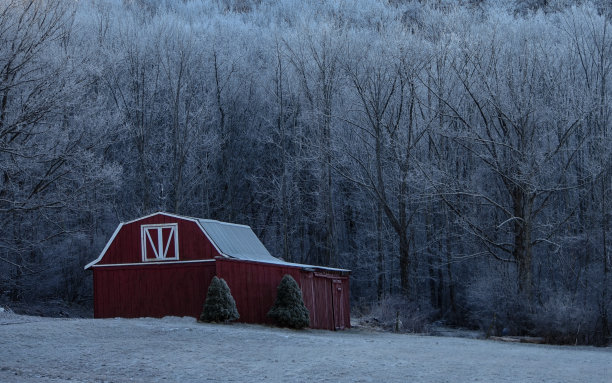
[141,224,179,262]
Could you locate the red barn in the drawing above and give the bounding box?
[85,212,350,330]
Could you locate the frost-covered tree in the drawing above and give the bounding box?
[268,275,310,329]
[200,276,239,323]
[432,8,604,300]
[0,0,120,300]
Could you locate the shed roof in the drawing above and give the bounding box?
[198,219,349,272]
[198,219,281,263]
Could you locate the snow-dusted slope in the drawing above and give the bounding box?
[0,313,610,382]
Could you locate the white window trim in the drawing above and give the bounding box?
[141,223,179,262]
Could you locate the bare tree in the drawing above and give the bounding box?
[0,0,119,299]
[561,6,611,342]
[341,34,431,297]
[284,24,343,266]
[432,14,594,298]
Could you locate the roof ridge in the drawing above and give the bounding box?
[198,218,251,229]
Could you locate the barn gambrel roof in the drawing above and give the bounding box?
[85,212,349,273]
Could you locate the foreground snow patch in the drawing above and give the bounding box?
[1,314,610,382]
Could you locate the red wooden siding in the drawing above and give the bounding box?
[93,262,216,318]
[98,214,219,265]
[215,258,302,325]
[216,258,350,330]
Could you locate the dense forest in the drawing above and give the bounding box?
[1,0,610,344]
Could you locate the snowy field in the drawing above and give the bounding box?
[1,312,610,383]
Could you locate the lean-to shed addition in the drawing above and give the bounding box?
[85,212,350,330]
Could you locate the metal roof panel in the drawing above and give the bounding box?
[198,219,281,262]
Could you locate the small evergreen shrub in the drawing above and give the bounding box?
[267,274,310,329]
[200,276,239,323]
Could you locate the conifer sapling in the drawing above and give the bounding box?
[200,276,239,323]
[267,274,310,329]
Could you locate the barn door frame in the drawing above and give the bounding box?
[140,223,179,262]
[331,279,345,330]
[315,272,348,330]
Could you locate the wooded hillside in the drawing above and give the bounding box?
[0,0,610,344]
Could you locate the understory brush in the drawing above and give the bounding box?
[466,276,610,345]
[355,296,438,333]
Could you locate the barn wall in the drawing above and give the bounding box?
[93,262,216,318]
[98,214,219,265]
[215,259,350,330]
[215,259,302,325]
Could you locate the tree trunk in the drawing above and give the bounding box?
[512,187,533,297]
[426,208,438,308]
[376,202,385,301]
[399,232,410,297]
[600,175,610,342]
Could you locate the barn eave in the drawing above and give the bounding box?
[84,223,124,270]
[88,259,216,268]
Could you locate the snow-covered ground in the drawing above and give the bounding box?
[1,311,610,383]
